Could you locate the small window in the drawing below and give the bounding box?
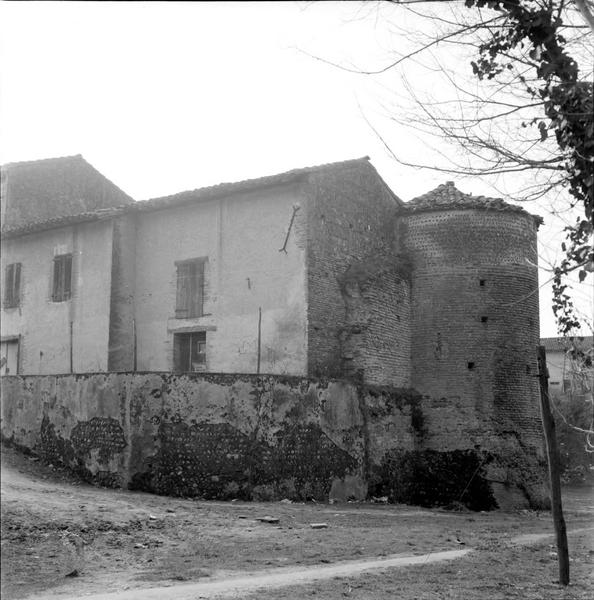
[175,259,205,318]
[52,254,72,302]
[467,361,475,370]
[481,316,488,323]
[174,332,206,372]
[479,279,486,287]
[3,263,21,308]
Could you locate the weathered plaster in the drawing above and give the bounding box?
[0,221,114,374]
[134,185,308,375]
[1,373,546,508]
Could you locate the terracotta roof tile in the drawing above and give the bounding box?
[1,154,133,231]
[3,156,393,238]
[406,181,543,225]
[1,206,128,239]
[134,156,376,211]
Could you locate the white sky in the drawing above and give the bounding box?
[1,1,591,337]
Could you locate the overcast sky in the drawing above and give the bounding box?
[1,1,591,336]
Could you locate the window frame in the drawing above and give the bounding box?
[52,254,73,303]
[3,262,22,308]
[173,331,207,372]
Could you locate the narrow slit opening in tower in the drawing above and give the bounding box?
[481,316,488,323]
[467,362,475,370]
[479,279,486,286]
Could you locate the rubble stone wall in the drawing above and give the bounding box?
[1,371,546,509]
[0,373,416,502]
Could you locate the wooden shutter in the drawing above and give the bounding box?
[52,257,62,301]
[4,264,17,307]
[63,255,72,299]
[176,260,205,318]
[13,263,21,305]
[52,255,72,301]
[176,263,192,318]
[190,261,204,318]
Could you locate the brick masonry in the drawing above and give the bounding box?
[305,162,411,386]
[402,208,545,508]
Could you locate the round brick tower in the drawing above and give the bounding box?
[402,182,547,508]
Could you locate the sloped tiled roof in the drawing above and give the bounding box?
[2,156,398,239]
[540,336,594,352]
[1,154,133,231]
[406,181,543,225]
[1,206,129,239]
[133,156,396,212]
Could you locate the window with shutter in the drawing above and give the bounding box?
[52,254,72,302]
[3,263,21,308]
[175,258,205,318]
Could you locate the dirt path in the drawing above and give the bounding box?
[26,528,594,600]
[30,549,470,600]
[29,549,472,600]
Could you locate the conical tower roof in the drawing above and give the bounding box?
[405,181,542,225]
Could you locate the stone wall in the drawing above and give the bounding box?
[0,373,415,501]
[1,372,546,509]
[305,162,410,386]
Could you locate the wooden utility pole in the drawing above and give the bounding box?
[537,345,570,586]
[256,307,262,375]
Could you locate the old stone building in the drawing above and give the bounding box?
[1,156,133,375]
[1,155,547,509]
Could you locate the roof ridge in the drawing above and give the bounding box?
[408,181,503,205]
[137,156,371,206]
[1,154,84,169]
[1,205,129,238]
[1,156,381,237]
